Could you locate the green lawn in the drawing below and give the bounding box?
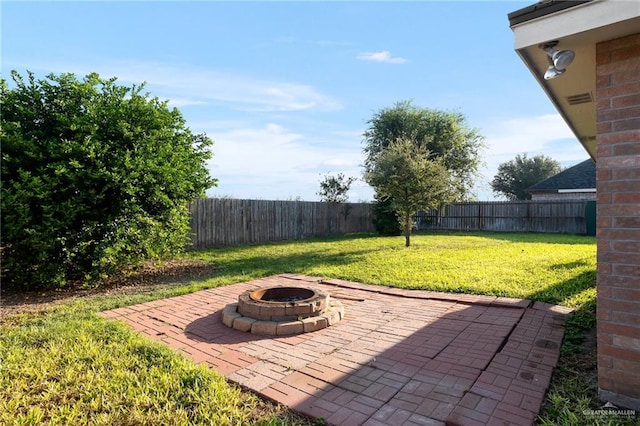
[183,231,596,309]
[1,231,616,425]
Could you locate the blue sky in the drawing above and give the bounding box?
[2,1,590,201]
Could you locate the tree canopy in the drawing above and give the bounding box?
[365,138,451,247]
[491,153,562,201]
[363,100,484,200]
[1,71,216,288]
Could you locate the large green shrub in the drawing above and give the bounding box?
[1,71,216,288]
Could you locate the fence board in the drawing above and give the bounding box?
[415,200,589,234]
[189,198,375,249]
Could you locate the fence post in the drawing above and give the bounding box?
[585,201,596,236]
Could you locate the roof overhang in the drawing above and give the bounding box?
[508,0,640,160]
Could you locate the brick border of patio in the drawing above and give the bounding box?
[101,274,573,426]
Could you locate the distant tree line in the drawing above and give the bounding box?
[491,153,562,200]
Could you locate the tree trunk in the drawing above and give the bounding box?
[404,214,411,247]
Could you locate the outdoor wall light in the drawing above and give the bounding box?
[540,41,575,80]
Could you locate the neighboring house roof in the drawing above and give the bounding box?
[527,159,596,194]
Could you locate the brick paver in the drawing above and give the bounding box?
[101,274,573,426]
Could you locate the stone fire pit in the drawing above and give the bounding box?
[222,286,343,335]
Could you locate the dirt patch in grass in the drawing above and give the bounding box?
[566,326,598,390]
[0,259,219,317]
[575,327,597,375]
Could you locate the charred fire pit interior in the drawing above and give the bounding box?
[222,285,344,335]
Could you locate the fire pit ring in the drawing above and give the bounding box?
[241,286,327,321]
[222,285,343,335]
[251,286,317,303]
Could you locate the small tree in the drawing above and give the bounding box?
[363,101,484,200]
[1,71,216,288]
[317,173,356,203]
[491,153,562,200]
[362,101,484,234]
[365,138,451,247]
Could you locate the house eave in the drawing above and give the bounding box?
[514,47,595,160]
[509,0,640,160]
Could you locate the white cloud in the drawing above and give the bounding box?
[483,114,576,157]
[357,50,407,64]
[475,113,591,200]
[142,64,340,112]
[9,59,341,113]
[204,123,366,201]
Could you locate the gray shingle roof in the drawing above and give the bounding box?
[527,159,596,193]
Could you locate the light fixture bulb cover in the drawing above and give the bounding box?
[544,66,564,80]
[552,49,575,70]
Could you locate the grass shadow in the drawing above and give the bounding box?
[525,269,595,307]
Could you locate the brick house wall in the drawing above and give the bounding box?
[595,32,640,410]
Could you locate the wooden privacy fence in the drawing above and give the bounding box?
[189,198,375,248]
[189,199,595,249]
[414,200,595,235]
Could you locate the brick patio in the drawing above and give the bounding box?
[101,274,573,426]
